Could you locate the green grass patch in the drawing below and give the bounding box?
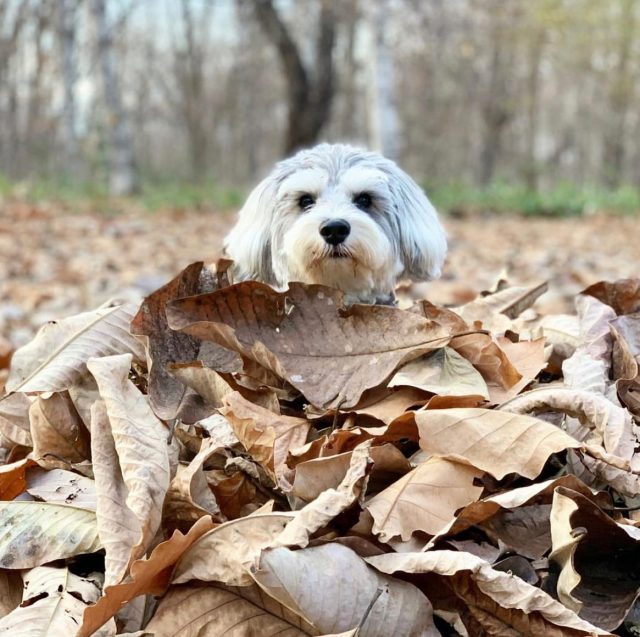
[428,182,640,217]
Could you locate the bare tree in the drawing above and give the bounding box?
[90,0,139,196]
[249,0,337,154]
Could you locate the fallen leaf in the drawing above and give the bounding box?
[583,278,640,316]
[0,501,100,568]
[416,407,580,479]
[146,582,317,636]
[25,467,96,509]
[29,391,90,469]
[0,570,21,619]
[365,456,484,541]
[254,543,440,636]
[130,261,241,421]
[172,512,294,586]
[390,347,489,399]
[0,458,36,500]
[167,281,453,408]
[550,486,640,631]
[88,354,171,585]
[0,567,114,636]
[0,393,32,448]
[78,515,216,637]
[5,301,144,394]
[490,336,546,402]
[220,391,310,487]
[366,550,611,636]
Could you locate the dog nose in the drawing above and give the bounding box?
[319,219,351,245]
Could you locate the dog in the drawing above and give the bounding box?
[224,143,447,305]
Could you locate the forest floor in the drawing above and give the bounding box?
[1,197,638,348]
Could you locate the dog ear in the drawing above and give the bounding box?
[223,175,279,284]
[384,164,447,280]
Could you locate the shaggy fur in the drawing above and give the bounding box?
[224,143,447,304]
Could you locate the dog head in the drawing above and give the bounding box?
[224,143,447,304]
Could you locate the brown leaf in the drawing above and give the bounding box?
[366,551,611,636]
[172,512,294,586]
[78,515,216,637]
[88,354,171,585]
[550,486,640,631]
[130,261,241,421]
[167,281,452,408]
[427,474,597,559]
[0,570,21,619]
[0,393,32,449]
[220,391,310,487]
[0,458,36,500]
[365,456,484,541]
[582,278,640,316]
[490,336,546,402]
[416,407,580,479]
[29,391,90,469]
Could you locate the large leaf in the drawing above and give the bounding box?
[365,456,484,541]
[88,354,171,585]
[416,407,580,479]
[146,582,317,636]
[366,551,611,636]
[0,566,114,636]
[253,544,439,636]
[167,281,452,408]
[0,501,100,568]
[130,261,241,421]
[5,301,144,394]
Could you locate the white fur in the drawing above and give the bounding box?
[224,143,447,304]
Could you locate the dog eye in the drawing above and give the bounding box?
[298,194,315,211]
[353,193,372,210]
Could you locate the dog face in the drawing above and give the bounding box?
[224,144,447,304]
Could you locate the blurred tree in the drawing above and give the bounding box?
[58,0,81,177]
[90,0,139,195]
[248,0,337,154]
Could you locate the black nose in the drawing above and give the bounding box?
[319,219,351,245]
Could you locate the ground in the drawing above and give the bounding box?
[1,198,637,347]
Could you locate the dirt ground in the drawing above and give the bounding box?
[1,199,638,347]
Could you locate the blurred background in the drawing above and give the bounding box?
[0,0,639,350]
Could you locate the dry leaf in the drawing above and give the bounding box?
[416,407,580,479]
[0,566,114,636]
[0,501,100,568]
[78,515,216,637]
[365,456,484,541]
[274,442,373,548]
[29,391,90,469]
[146,582,317,636]
[172,512,295,586]
[88,354,171,585]
[0,457,36,500]
[366,550,611,636]
[25,467,96,510]
[390,347,489,399]
[6,302,144,394]
[220,391,310,487]
[0,392,32,448]
[130,261,241,421]
[254,543,439,636]
[583,278,640,316]
[0,570,21,619]
[550,486,640,631]
[499,387,637,461]
[167,281,452,408]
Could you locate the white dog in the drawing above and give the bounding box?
[224,143,447,305]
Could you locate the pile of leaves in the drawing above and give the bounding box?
[0,259,639,636]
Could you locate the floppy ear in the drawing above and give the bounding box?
[384,163,447,280]
[223,175,279,285]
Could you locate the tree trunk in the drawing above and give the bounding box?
[250,0,336,154]
[366,0,399,160]
[523,31,544,191]
[90,0,139,196]
[58,0,81,178]
[603,0,635,189]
